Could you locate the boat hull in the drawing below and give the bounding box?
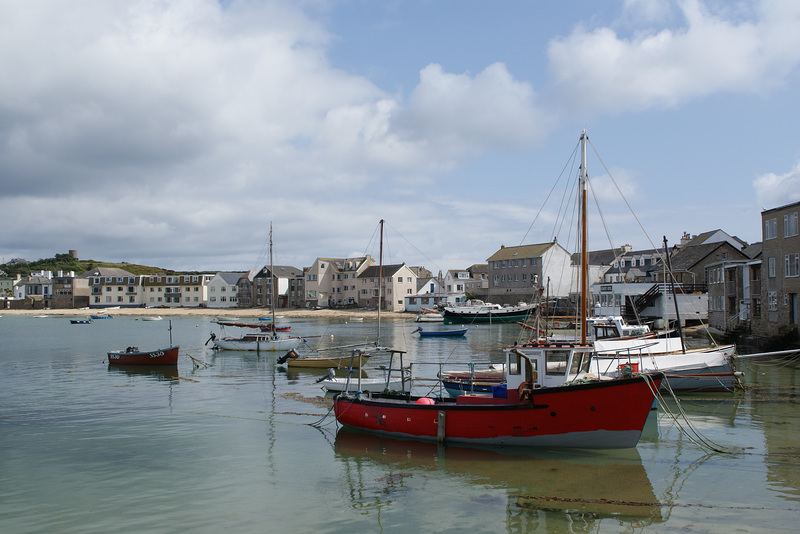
[334,374,661,448]
[107,345,179,365]
[323,376,410,393]
[591,344,737,391]
[442,304,535,323]
[287,356,363,368]
[213,337,301,351]
[417,328,467,337]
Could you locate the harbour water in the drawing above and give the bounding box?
[1,314,799,533]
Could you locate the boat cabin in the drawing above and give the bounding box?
[502,343,595,401]
[587,316,650,340]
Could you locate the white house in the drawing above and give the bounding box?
[206,272,245,308]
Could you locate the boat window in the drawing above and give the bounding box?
[569,352,591,375]
[508,353,521,376]
[545,350,569,376]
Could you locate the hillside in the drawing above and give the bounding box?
[0,253,182,277]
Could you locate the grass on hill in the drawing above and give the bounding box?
[1,253,182,277]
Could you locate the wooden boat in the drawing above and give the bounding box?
[279,348,362,368]
[413,326,467,337]
[141,316,163,321]
[333,132,662,448]
[107,345,179,365]
[91,314,113,319]
[70,319,92,324]
[107,319,179,365]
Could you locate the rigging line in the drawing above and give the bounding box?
[587,137,662,254]
[384,221,444,274]
[586,175,647,326]
[519,139,581,245]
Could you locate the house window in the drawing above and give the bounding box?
[765,218,777,239]
[768,291,778,311]
[769,257,776,278]
[786,253,800,278]
[785,212,799,237]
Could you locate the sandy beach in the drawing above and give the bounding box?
[0,306,414,321]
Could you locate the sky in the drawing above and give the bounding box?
[2,0,799,275]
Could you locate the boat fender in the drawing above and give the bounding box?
[416,397,435,405]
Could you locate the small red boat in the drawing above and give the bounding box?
[107,345,180,365]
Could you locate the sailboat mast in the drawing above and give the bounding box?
[377,219,384,345]
[579,131,589,345]
[270,222,276,331]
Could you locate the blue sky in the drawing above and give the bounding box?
[1,0,799,273]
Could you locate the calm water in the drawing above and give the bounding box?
[1,315,799,533]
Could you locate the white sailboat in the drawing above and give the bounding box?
[211,224,302,352]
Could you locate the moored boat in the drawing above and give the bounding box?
[333,131,664,448]
[107,345,180,365]
[442,300,536,323]
[413,326,467,337]
[278,347,364,368]
[333,342,662,448]
[211,332,302,352]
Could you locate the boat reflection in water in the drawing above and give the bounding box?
[107,363,179,381]
[334,429,664,531]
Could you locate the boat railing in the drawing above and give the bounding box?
[409,361,503,397]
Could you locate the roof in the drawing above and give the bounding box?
[259,265,303,278]
[682,229,747,250]
[666,242,733,270]
[762,199,800,215]
[742,242,762,259]
[358,264,408,277]
[570,248,625,266]
[80,267,135,278]
[487,242,557,262]
[215,272,246,284]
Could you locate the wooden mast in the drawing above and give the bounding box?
[579,131,589,345]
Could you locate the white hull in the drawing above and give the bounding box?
[590,343,737,391]
[322,376,410,393]
[213,336,302,351]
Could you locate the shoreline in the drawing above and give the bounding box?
[0,307,414,321]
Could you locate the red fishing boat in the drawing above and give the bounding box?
[107,320,179,365]
[333,343,662,448]
[333,131,662,448]
[107,345,180,365]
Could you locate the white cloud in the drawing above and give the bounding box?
[754,162,800,210]
[0,0,549,270]
[547,0,800,114]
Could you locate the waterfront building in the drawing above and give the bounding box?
[304,256,374,308]
[86,267,140,307]
[206,272,245,309]
[757,201,800,336]
[357,263,417,312]
[486,242,572,306]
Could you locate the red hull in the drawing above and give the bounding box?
[107,346,180,365]
[260,325,291,332]
[334,374,661,448]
